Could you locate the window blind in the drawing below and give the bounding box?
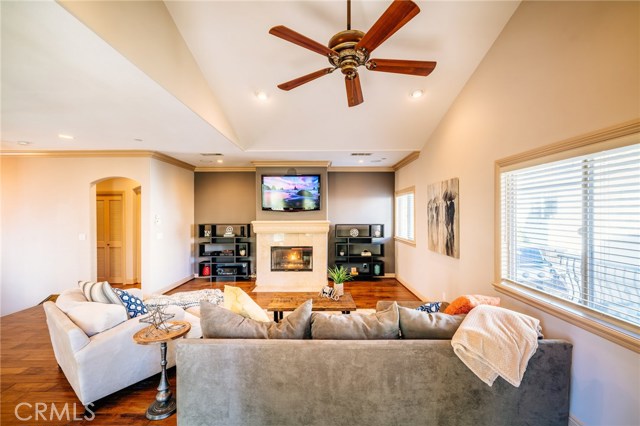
[395,190,415,241]
[501,143,640,327]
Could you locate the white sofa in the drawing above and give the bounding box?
[43,287,201,406]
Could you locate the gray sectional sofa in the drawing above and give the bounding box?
[176,301,572,426]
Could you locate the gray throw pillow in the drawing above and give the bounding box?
[398,306,466,339]
[200,299,312,339]
[311,302,400,340]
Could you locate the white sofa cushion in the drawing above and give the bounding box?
[66,302,128,336]
[56,288,89,313]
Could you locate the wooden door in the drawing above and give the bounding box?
[97,194,125,284]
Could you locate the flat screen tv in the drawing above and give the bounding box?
[261,175,321,211]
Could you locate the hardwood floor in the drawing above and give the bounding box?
[1,278,419,425]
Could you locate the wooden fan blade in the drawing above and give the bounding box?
[277,68,335,91]
[355,0,420,55]
[269,25,337,57]
[366,59,436,76]
[345,74,364,107]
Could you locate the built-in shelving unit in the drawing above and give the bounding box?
[197,223,252,281]
[334,224,384,280]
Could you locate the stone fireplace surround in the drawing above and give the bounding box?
[252,220,330,292]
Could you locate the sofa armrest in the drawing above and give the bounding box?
[43,301,90,353]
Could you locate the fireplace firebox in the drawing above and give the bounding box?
[271,246,313,271]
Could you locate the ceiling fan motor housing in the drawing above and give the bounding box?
[328,30,368,77]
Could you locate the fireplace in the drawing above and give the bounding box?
[252,220,330,291]
[271,246,313,271]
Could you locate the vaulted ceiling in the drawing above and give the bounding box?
[1,0,520,168]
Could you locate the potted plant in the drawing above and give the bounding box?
[327,265,352,296]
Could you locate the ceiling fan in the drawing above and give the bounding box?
[269,0,436,107]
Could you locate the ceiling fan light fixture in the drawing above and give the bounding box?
[270,0,434,107]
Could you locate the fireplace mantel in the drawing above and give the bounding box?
[251,220,330,292]
[252,220,330,235]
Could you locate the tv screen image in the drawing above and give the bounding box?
[261,175,321,211]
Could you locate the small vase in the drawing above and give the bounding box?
[334,283,344,296]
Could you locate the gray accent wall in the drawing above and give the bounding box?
[195,172,257,225]
[328,172,395,274]
[194,170,395,275]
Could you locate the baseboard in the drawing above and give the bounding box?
[569,414,584,426]
[383,273,396,278]
[394,275,427,300]
[157,274,195,295]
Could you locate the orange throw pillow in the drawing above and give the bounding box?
[444,295,500,315]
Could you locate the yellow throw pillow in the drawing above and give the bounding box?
[223,286,270,322]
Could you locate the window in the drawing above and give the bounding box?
[395,187,415,244]
[496,127,639,351]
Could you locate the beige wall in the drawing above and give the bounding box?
[0,155,194,314]
[395,2,639,425]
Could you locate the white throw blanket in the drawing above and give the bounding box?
[451,305,541,387]
[144,289,224,310]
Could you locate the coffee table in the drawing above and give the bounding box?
[267,292,357,322]
[133,320,191,420]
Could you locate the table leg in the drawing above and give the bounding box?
[146,341,176,420]
[273,311,279,323]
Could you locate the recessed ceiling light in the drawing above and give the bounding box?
[256,91,269,101]
[410,89,424,99]
[17,141,32,146]
[58,133,74,140]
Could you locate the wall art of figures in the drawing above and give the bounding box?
[427,178,460,258]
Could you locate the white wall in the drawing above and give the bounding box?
[395,2,639,425]
[146,158,194,295]
[0,155,194,315]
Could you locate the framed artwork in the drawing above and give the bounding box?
[427,177,460,258]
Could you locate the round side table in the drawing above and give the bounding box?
[133,320,191,420]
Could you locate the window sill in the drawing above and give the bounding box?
[394,237,416,247]
[493,280,640,353]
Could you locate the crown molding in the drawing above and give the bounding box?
[251,160,332,168]
[328,166,395,172]
[0,150,194,170]
[392,151,420,171]
[194,166,256,172]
